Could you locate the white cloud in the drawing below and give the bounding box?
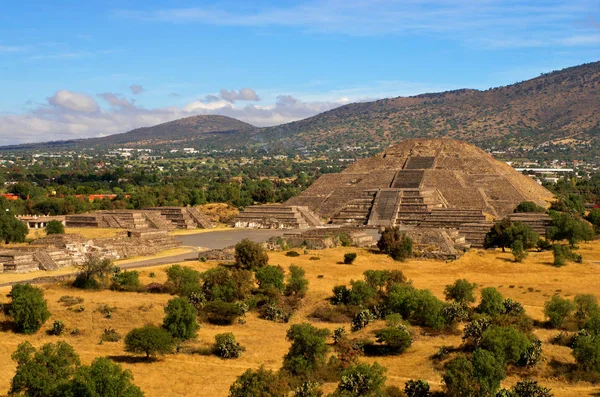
[47,90,99,113]
[219,88,260,102]
[0,45,28,53]
[98,93,135,109]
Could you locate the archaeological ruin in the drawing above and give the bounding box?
[236,138,555,249]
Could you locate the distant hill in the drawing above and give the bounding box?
[3,61,599,153]
[246,61,600,151]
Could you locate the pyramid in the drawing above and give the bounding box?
[285,138,554,225]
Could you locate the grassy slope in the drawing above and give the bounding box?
[1,244,600,396]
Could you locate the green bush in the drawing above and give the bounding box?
[163,297,199,341]
[282,323,329,376]
[49,320,65,336]
[203,300,243,325]
[255,265,285,292]
[386,284,447,329]
[0,212,28,244]
[285,265,309,298]
[9,284,51,334]
[511,240,528,262]
[552,244,581,267]
[444,279,477,305]
[443,352,505,397]
[286,251,301,257]
[110,270,140,291]
[343,253,357,264]
[45,220,65,235]
[480,326,533,366]
[202,267,253,302]
[404,379,430,397]
[575,294,599,320]
[214,333,244,359]
[547,211,594,247]
[235,238,269,269]
[515,201,546,213]
[124,325,174,359]
[228,366,288,397]
[166,265,201,296]
[100,327,121,342]
[377,226,413,261]
[572,334,600,372]
[374,327,412,355]
[477,287,505,316]
[484,220,539,252]
[332,362,387,397]
[544,295,575,328]
[510,379,553,397]
[73,255,114,290]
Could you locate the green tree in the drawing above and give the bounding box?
[110,269,140,291]
[543,295,575,328]
[163,297,199,341]
[67,357,144,397]
[471,348,505,396]
[511,240,527,262]
[332,362,387,397]
[377,226,413,261]
[374,327,413,355]
[235,238,269,270]
[0,212,28,244]
[404,379,430,397]
[166,265,201,296]
[477,287,505,316]
[124,325,174,359]
[284,265,309,298]
[547,211,594,247]
[480,326,532,365]
[10,341,80,397]
[444,279,477,305]
[45,220,65,235]
[442,355,477,397]
[514,201,546,213]
[73,254,114,290]
[214,333,244,359]
[572,335,600,372]
[574,294,599,320]
[255,265,285,292]
[282,323,329,376]
[9,283,51,334]
[484,220,538,252]
[228,366,288,397]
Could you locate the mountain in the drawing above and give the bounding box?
[2,61,599,153]
[87,115,256,146]
[246,61,600,151]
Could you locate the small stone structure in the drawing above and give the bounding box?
[234,205,323,229]
[0,251,39,273]
[19,215,66,229]
[65,207,214,230]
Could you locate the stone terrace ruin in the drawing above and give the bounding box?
[236,138,554,248]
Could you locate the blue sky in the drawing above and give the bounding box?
[0,0,599,145]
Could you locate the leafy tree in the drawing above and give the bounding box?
[203,300,243,325]
[255,265,285,292]
[73,254,114,290]
[550,194,585,215]
[515,201,546,213]
[586,208,600,232]
[511,240,527,262]
[547,211,594,247]
[377,226,413,261]
[484,220,538,252]
[163,297,199,341]
[510,379,553,397]
[166,265,201,296]
[67,357,144,397]
[45,220,65,235]
[0,212,28,244]
[235,238,269,270]
[574,294,599,320]
[332,362,387,397]
[124,325,174,359]
[404,379,430,397]
[202,267,253,302]
[572,334,600,372]
[9,283,51,334]
[374,327,412,355]
[284,265,309,298]
[10,341,80,397]
[477,287,505,316]
[363,269,407,293]
[385,284,447,329]
[471,348,505,396]
[480,326,533,365]
[543,295,575,328]
[214,333,244,359]
[444,279,477,305]
[110,269,140,291]
[228,366,288,397]
[443,355,477,397]
[282,323,330,376]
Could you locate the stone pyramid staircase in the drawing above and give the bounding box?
[235,205,322,229]
[506,213,553,235]
[458,222,494,248]
[186,207,215,229]
[367,190,401,227]
[419,208,488,229]
[331,192,376,225]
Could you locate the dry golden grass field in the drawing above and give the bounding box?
[1,243,600,396]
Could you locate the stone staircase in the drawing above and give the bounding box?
[103,214,123,228]
[65,214,109,228]
[33,250,59,271]
[404,156,436,169]
[367,190,401,227]
[419,209,488,229]
[186,207,215,228]
[296,206,323,227]
[331,192,376,225]
[391,170,425,189]
[0,251,39,273]
[395,190,432,226]
[235,205,321,229]
[145,207,197,229]
[144,211,176,231]
[506,213,553,235]
[458,222,494,248]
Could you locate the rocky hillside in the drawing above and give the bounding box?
[247,61,600,151]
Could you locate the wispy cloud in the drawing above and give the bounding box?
[115,0,599,48]
[0,44,29,53]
